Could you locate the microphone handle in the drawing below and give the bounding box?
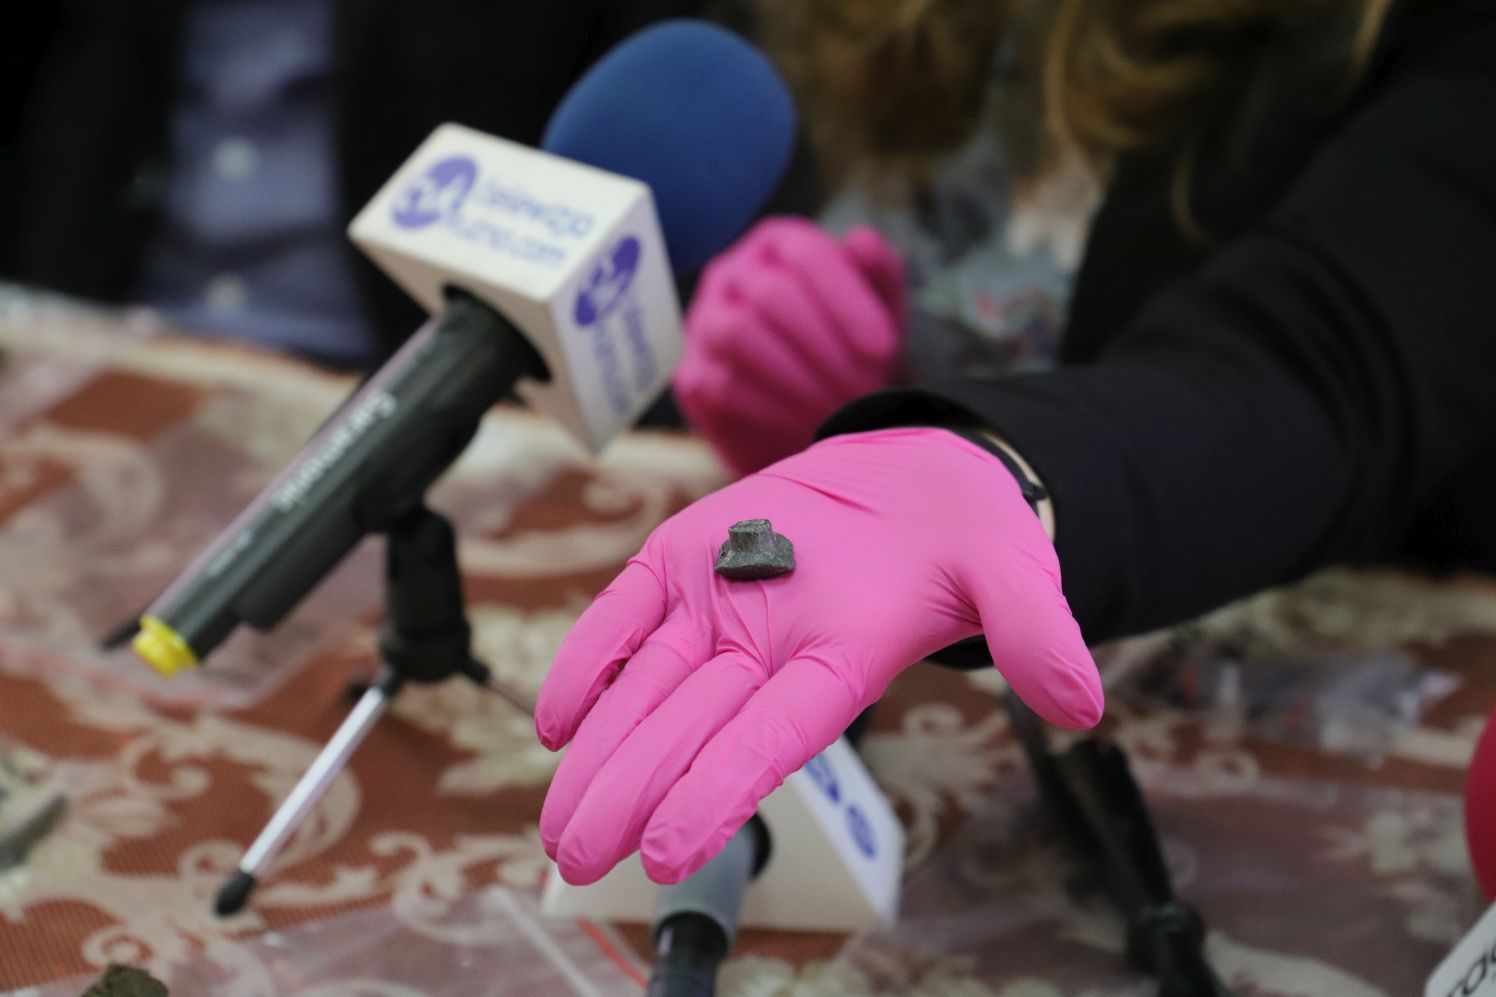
[646,725,868,996]
[141,291,545,663]
[646,914,727,997]
[647,819,768,997]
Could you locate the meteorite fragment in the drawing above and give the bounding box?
[714,519,795,580]
[79,964,169,997]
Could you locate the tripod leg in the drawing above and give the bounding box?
[459,658,536,715]
[215,674,400,916]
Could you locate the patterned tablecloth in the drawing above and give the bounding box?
[0,285,1492,996]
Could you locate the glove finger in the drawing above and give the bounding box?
[680,302,850,421]
[683,216,806,325]
[539,614,712,858]
[535,559,667,750]
[689,351,836,437]
[764,221,900,371]
[642,651,863,883]
[674,351,826,474]
[553,649,767,884]
[721,268,877,399]
[842,225,907,323]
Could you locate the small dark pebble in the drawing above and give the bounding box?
[715,519,795,580]
[79,964,169,997]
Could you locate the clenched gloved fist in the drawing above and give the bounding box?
[536,427,1102,886]
[674,217,907,475]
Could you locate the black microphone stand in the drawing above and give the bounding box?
[1005,693,1235,997]
[643,707,873,996]
[214,502,529,916]
[646,817,770,997]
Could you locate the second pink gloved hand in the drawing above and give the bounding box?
[674,217,907,476]
[536,427,1102,887]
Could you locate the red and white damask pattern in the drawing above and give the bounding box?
[0,287,1489,995]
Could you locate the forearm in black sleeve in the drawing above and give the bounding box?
[822,19,1496,642]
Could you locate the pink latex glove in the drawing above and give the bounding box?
[536,427,1102,886]
[674,217,907,476]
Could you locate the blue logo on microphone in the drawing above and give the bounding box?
[392,155,478,229]
[804,755,841,804]
[574,235,641,327]
[846,804,876,859]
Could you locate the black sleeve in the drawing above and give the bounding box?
[0,6,68,276]
[821,16,1496,642]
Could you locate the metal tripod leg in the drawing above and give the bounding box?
[213,505,531,917]
[215,672,400,916]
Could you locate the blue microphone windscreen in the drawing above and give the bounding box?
[542,20,795,273]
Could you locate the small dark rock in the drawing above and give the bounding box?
[79,964,169,997]
[715,519,795,580]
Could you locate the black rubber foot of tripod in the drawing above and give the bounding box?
[215,870,257,916]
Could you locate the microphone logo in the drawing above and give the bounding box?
[846,805,877,859]
[392,156,478,230]
[805,755,841,803]
[574,236,641,326]
[805,752,878,859]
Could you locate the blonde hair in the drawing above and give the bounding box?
[756,0,1395,224]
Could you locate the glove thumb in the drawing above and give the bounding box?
[960,520,1103,730]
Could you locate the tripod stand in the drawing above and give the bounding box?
[1004,693,1234,997]
[214,503,530,916]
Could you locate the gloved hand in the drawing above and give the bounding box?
[536,427,1102,886]
[674,217,907,476]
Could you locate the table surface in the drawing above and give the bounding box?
[0,286,1492,996]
